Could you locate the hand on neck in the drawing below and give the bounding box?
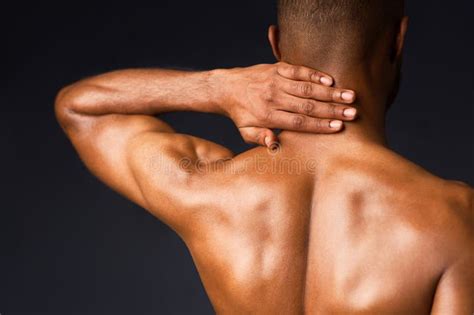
[279,60,390,150]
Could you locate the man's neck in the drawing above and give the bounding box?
[278,60,389,153]
[279,117,387,156]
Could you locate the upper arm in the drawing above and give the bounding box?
[431,188,474,315]
[431,253,474,315]
[61,112,234,232]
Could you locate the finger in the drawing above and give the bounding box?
[266,110,344,134]
[239,127,279,148]
[278,76,356,104]
[277,62,334,86]
[275,94,358,121]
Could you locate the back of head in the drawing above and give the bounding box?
[277,0,405,67]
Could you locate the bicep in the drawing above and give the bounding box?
[65,113,233,228]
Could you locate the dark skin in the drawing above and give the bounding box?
[56,15,473,314]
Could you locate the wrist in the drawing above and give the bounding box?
[207,68,238,117]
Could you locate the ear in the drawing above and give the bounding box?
[395,16,409,60]
[268,25,281,61]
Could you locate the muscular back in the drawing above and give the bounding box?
[182,135,473,314]
[55,65,473,314]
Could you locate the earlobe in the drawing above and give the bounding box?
[268,25,282,61]
[396,16,409,59]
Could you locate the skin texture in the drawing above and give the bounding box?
[56,16,473,315]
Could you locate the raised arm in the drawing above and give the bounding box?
[55,63,357,233]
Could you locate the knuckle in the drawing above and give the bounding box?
[250,109,266,124]
[264,110,274,123]
[254,133,262,144]
[309,71,319,82]
[293,115,305,129]
[331,105,337,117]
[240,131,252,143]
[263,81,277,101]
[314,119,322,130]
[268,79,277,91]
[300,83,313,97]
[290,66,299,77]
[301,101,315,115]
[262,91,273,102]
[273,66,280,76]
[277,62,288,75]
[240,128,249,137]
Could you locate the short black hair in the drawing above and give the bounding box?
[277,0,405,61]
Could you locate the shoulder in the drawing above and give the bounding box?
[384,171,473,273]
[429,181,474,314]
[443,180,473,237]
[429,179,473,260]
[362,149,472,247]
[437,180,473,228]
[445,180,473,213]
[379,150,472,226]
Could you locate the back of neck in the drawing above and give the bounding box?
[279,61,389,153]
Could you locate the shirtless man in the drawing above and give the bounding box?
[55,0,473,313]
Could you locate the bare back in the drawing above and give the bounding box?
[184,136,473,314]
[55,63,473,314]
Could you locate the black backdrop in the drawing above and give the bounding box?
[3,0,473,314]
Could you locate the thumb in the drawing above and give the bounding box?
[239,127,279,148]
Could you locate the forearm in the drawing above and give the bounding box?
[55,62,358,147]
[55,68,229,118]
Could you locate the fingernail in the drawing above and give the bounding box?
[343,108,357,118]
[330,120,343,129]
[320,77,333,86]
[264,136,271,147]
[341,91,355,101]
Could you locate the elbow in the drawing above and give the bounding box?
[54,82,98,131]
[54,85,81,130]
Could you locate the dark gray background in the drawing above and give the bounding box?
[2,0,473,314]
